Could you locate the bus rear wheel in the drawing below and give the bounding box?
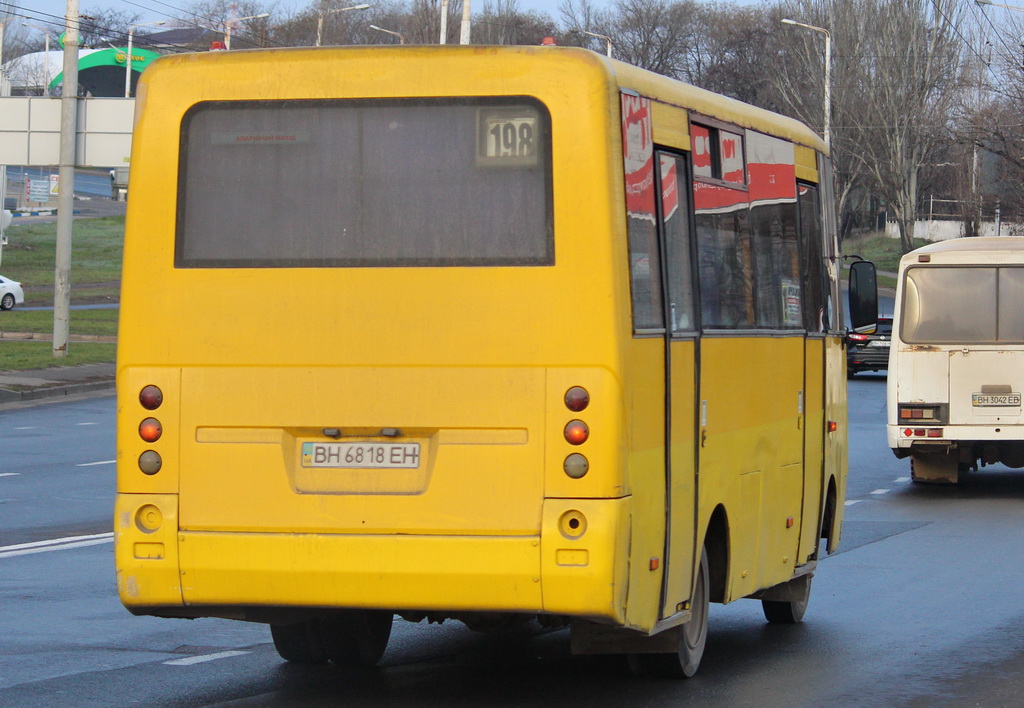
[762,574,811,623]
[271,610,393,667]
[321,610,393,667]
[628,547,709,678]
[270,619,330,663]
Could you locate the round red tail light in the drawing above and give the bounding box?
[139,418,162,443]
[564,420,589,445]
[564,386,590,412]
[140,385,163,410]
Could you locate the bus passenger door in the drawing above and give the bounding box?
[796,183,828,566]
[622,95,697,624]
[657,151,699,620]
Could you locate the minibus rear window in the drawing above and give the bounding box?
[176,98,553,268]
[901,266,1024,343]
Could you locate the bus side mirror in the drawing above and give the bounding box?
[848,260,878,334]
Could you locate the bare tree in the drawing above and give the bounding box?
[475,1,556,46]
[79,7,143,49]
[776,0,968,252]
[958,7,1024,229]
[177,0,277,49]
[848,0,967,252]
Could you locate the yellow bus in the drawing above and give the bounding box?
[115,45,876,678]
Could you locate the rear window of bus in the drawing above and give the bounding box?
[175,98,553,268]
[901,266,1024,343]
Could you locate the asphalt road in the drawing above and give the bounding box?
[5,382,1024,707]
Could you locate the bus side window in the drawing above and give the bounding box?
[622,94,664,332]
[658,152,696,333]
[797,184,827,332]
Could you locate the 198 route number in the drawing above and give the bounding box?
[478,109,539,165]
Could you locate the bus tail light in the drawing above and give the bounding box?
[564,420,589,445]
[903,428,944,438]
[898,404,947,424]
[139,385,163,410]
[564,453,589,479]
[564,386,590,412]
[138,450,162,475]
[139,418,162,443]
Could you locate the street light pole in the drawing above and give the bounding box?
[582,30,613,58]
[316,4,370,47]
[124,20,165,97]
[224,12,269,50]
[369,24,404,44]
[22,23,52,92]
[975,0,1024,11]
[782,18,831,147]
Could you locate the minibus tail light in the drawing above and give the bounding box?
[564,420,589,445]
[139,418,162,443]
[140,385,163,410]
[564,386,590,412]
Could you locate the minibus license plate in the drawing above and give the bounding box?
[972,393,1021,407]
[301,442,421,469]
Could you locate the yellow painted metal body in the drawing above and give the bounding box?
[116,46,845,637]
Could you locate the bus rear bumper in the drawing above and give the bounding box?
[115,494,629,624]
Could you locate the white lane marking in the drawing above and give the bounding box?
[0,532,114,559]
[895,476,911,482]
[164,651,252,666]
[845,500,862,506]
[14,426,35,430]
[870,488,890,495]
[76,422,99,426]
[76,460,116,467]
[0,473,20,477]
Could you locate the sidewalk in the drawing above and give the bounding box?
[0,362,115,404]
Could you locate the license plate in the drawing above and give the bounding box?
[972,393,1021,407]
[301,442,421,469]
[868,340,890,348]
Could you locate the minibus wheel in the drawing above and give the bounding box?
[322,610,393,667]
[762,574,811,623]
[270,619,330,663]
[628,547,709,678]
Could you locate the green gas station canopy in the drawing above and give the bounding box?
[49,47,162,96]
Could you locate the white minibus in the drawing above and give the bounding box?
[888,237,1024,482]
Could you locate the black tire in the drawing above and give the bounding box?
[271,611,393,667]
[270,619,331,663]
[629,547,709,678]
[762,575,811,624]
[1,293,14,311]
[322,610,393,667]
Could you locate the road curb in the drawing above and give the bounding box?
[0,378,115,404]
[0,331,117,342]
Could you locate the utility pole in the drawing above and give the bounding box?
[54,0,80,357]
[459,0,470,44]
[1,19,7,264]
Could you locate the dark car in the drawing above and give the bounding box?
[847,316,893,377]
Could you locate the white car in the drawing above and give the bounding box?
[0,275,24,310]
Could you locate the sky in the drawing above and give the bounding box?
[17,0,616,36]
